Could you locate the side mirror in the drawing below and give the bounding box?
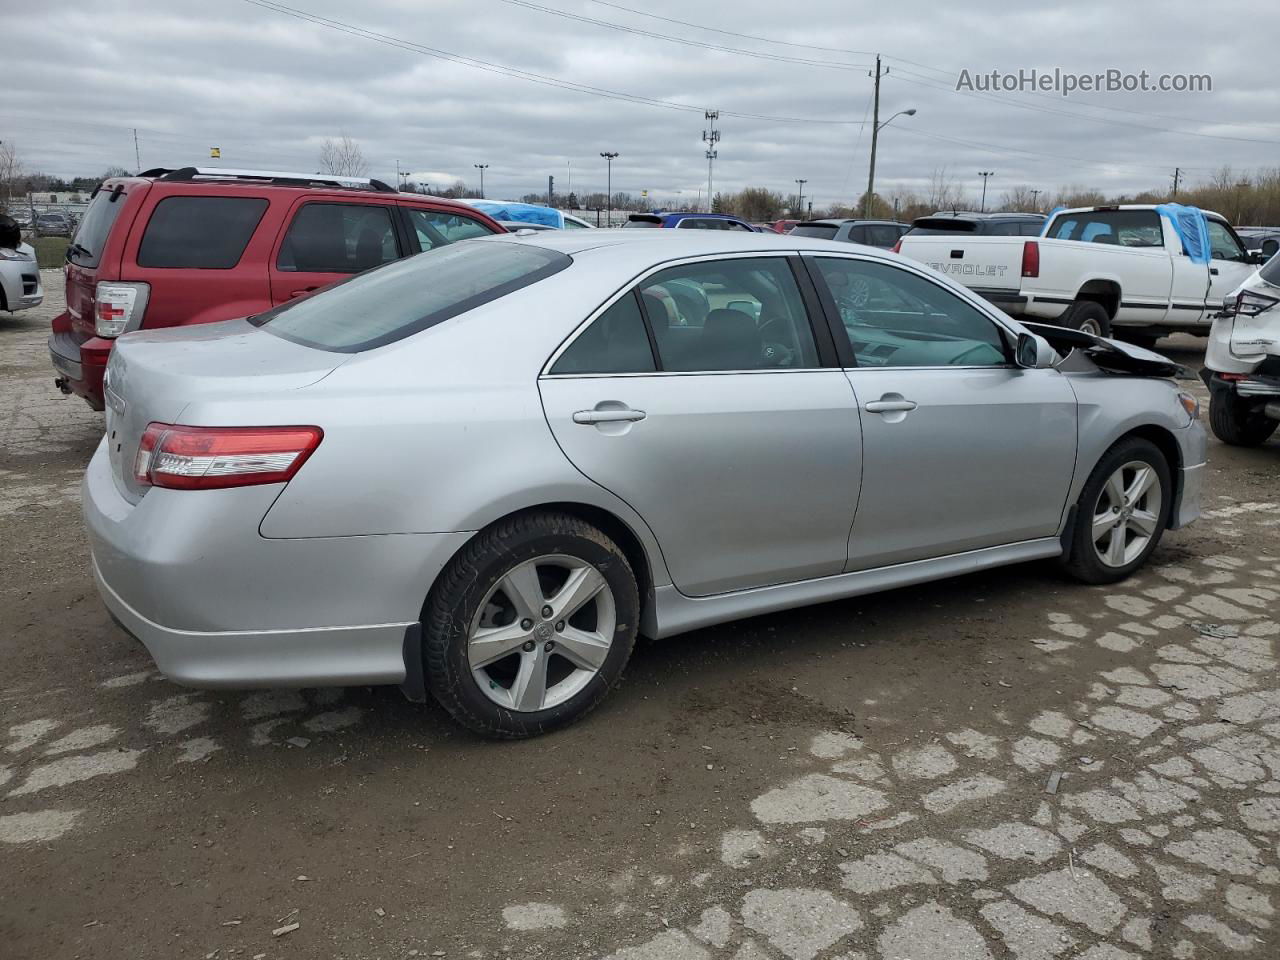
[1260,239,1279,260]
[1016,332,1057,369]
[1250,251,1270,265]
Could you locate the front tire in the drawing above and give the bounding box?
[1060,300,1112,338]
[1062,437,1171,585]
[1209,395,1279,447]
[423,512,639,738]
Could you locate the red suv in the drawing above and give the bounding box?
[50,167,505,410]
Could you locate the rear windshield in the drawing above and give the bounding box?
[1047,209,1163,247]
[624,217,662,228]
[1260,251,1280,287]
[68,187,127,268]
[908,219,977,235]
[251,240,570,352]
[137,196,269,268]
[790,224,839,239]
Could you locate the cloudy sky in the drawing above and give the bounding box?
[7,0,1280,208]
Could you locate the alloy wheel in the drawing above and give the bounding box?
[467,554,616,712]
[1091,460,1162,568]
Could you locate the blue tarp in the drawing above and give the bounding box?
[1155,203,1211,264]
[468,200,562,228]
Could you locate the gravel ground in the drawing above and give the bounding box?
[2,269,1279,960]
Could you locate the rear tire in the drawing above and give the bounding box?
[1209,395,1279,447]
[1061,437,1171,585]
[1059,300,1112,338]
[423,511,639,739]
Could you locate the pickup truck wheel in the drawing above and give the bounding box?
[1060,301,1111,338]
[1209,395,1279,447]
[1061,437,1170,585]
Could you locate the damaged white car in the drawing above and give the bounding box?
[1203,253,1280,446]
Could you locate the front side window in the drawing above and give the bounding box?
[814,257,1008,368]
[551,293,656,374]
[563,217,589,229]
[407,208,494,251]
[137,196,268,269]
[639,257,819,371]
[277,202,399,273]
[1205,219,1248,263]
[253,241,569,352]
[1049,210,1163,247]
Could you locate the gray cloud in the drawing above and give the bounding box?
[6,0,1279,208]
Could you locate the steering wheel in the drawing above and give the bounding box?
[760,340,794,367]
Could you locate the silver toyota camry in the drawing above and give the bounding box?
[84,230,1205,737]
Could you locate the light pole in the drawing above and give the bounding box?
[1029,188,1041,211]
[600,152,618,225]
[795,179,807,215]
[865,106,916,217]
[473,163,488,199]
[978,171,995,212]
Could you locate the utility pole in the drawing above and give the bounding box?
[600,152,618,224]
[702,110,720,213]
[865,55,885,216]
[1029,188,1042,210]
[795,179,807,214]
[133,128,141,174]
[1171,167,1182,198]
[978,171,995,212]
[548,175,554,207]
[474,163,488,199]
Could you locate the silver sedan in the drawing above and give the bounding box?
[84,230,1205,737]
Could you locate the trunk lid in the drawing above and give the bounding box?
[896,235,1025,293]
[104,319,348,503]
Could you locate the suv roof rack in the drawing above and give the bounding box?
[139,166,397,193]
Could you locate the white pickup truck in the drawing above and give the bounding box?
[897,204,1265,346]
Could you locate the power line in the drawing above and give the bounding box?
[239,0,872,125]
[581,0,1280,135]
[495,0,870,72]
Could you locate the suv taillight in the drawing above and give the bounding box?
[1021,240,1040,278]
[134,424,323,490]
[95,281,150,338]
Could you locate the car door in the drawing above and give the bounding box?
[269,197,402,305]
[806,254,1078,571]
[1204,218,1259,320]
[538,254,863,597]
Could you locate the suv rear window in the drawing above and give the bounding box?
[624,216,663,228]
[252,241,570,352]
[908,218,978,236]
[68,188,128,268]
[137,196,268,268]
[791,223,839,239]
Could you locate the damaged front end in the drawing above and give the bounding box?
[1021,321,1189,379]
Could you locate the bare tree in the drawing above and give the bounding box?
[318,136,370,177]
[924,167,967,213]
[0,141,22,212]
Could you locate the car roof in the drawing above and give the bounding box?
[481,226,903,261]
[101,168,484,211]
[800,219,904,226]
[922,211,1043,221]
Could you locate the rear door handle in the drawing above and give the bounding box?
[289,287,319,298]
[864,399,917,413]
[573,408,647,424]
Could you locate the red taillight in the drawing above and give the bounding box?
[134,424,323,490]
[891,238,903,254]
[1021,240,1040,278]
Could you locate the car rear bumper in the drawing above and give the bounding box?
[82,439,472,689]
[49,313,109,410]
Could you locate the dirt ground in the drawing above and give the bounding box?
[2,270,1279,960]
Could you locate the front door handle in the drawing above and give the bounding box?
[864,398,918,413]
[573,408,647,424]
[289,287,319,299]
[1209,267,1219,276]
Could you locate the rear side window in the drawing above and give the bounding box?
[865,224,900,247]
[252,241,570,352]
[68,188,128,268]
[1049,210,1163,247]
[277,203,399,273]
[551,293,656,374]
[137,196,268,268]
[407,208,494,251]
